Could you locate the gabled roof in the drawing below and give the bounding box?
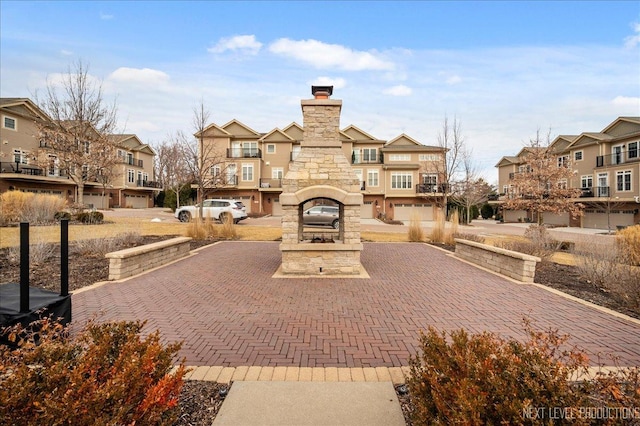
[220,119,261,138]
[110,134,156,155]
[281,122,303,140]
[567,132,613,148]
[259,128,294,143]
[382,134,442,151]
[340,125,381,142]
[549,135,577,154]
[0,97,52,122]
[601,116,640,135]
[197,123,232,138]
[494,156,521,167]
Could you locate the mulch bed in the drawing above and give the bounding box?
[1,237,638,425]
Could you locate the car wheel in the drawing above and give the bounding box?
[332,219,339,229]
[178,211,191,222]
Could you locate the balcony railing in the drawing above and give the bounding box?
[259,178,282,189]
[596,150,639,167]
[416,183,448,194]
[352,151,384,165]
[136,180,162,188]
[0,162,72,178]
[360,181,366,191]
[227,148,262,159]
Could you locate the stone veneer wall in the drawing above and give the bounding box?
[279,96,363,275]
[454,238,541,283]
[106,237,192,280]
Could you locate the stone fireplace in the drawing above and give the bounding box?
[279,86,365,276]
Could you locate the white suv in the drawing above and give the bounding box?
[175,199,248,223]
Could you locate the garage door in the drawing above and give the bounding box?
[83,193,107,209]
[272,198,282,216]
[582,210,635,230]
[544,212,569,226]
[124,194,148,209]
[504,210,528,223]
[361,201,374,219]
[393,203,433,221]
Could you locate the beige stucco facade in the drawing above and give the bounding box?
[493,117,640,229]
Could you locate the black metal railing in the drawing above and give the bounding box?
[416,183,448,194]
[351,151,383,165]
[227,148,262,159]
[259,178,282,189]
[596,150,639,167]
[360,181,366,190]
[136,180,162,188]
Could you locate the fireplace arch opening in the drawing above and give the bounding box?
[299,197,343,242]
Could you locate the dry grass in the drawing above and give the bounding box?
[0,191,67,226]
[616,224,640,266]
[407,211,425,242]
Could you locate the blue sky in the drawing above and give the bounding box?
[1,1,639,181]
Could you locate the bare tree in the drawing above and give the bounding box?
[34,60,118,206]
[502,130,584,225]
[180,101,229,220]
[452,150,494,224]
[153,136,190,209]
[433,116,466,214]
[92,135,122,209]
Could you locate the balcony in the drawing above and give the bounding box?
[352,151,383,165]
[259,178,282,189]
[120,158,143,167]
[0,162,71,178]
[416,183,448,194]
[227,148,262,159]
[596,150,639,167]
[136,180,162,188]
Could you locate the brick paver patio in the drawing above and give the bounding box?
[72,242,640,367]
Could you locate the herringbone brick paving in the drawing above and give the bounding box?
[72,242,640,367]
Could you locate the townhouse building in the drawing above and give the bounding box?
[0,98,160,208]
[494,117,640,229]
[195,119,447,220]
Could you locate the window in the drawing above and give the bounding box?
[581,175,593,189]
[628,142,638,159]
[48,155,58,176]
[353,169,363,183]
[143,173,148,182]
[597,172,609,197]
[367,170,379,187]
[266,144,275,154]
[292,146,301,160]
[557,179,568,189]
[518,165,531,173]
[612,145,624,165]
[616,170,632,191]
[84,141,90,154]
[391,172,412,189]
[3,116,16,130]
[574,151,583,161]
[390,154,411,161]
[128,169,135,183]
[272,167,283,179]
[242,164,253,181]
[419,154,441,161]
[211,165,221,176]
[243,142,258,157]
[13,149,28,164]
[557,155,569,168]
[362,148,377,162]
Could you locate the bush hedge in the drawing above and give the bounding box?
[76,211,104,224]
[0,318,187,425]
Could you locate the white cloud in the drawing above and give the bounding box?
[446,75,462,85]
[382,85,412,96]
[269,38,394,71]
[624,22,640,48]
[208,35,262,55]
[100,12,114,20]
[108,67,170,86]
[310,76,346,89]
[612,95,640,108]
[60,49,73,56]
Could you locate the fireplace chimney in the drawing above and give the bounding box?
[311,85,333,99]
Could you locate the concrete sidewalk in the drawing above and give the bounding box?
[213,381,405,426]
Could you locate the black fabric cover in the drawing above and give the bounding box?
[0,282,72,328]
